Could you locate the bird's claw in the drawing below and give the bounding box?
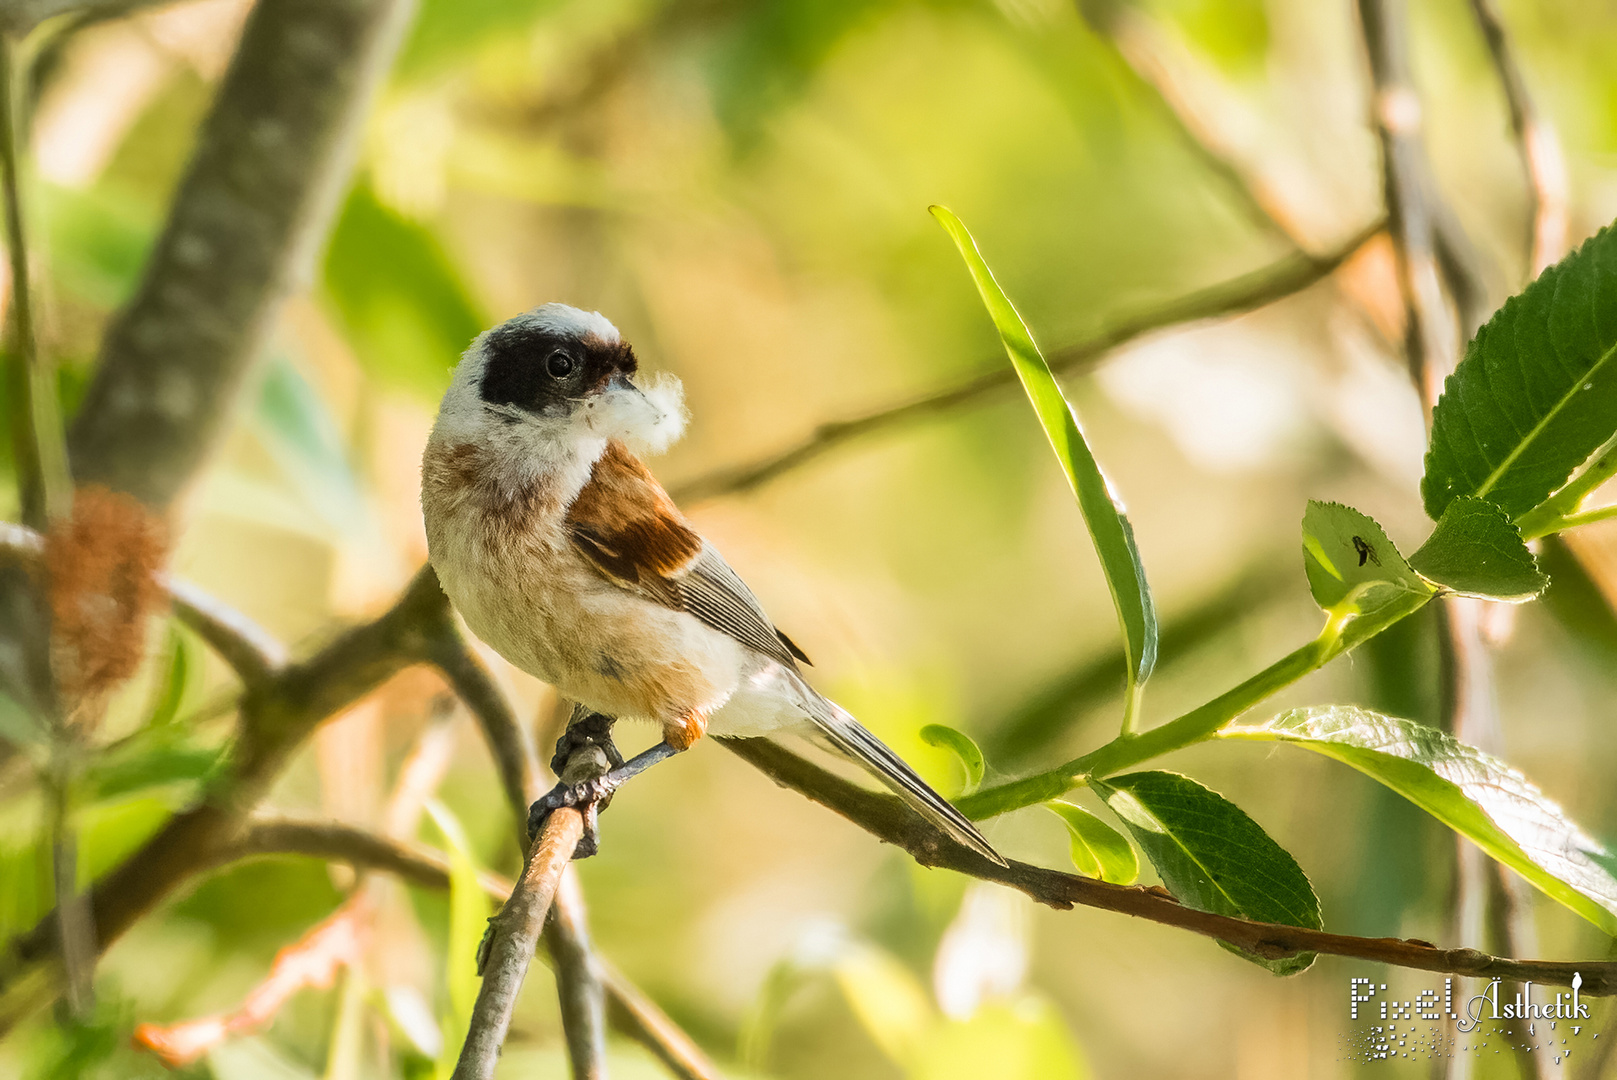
[527,775,618,859]
[550,711,624,774]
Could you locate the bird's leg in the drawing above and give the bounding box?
[527,708,704,858]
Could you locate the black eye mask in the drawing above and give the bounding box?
[478,320,636,415]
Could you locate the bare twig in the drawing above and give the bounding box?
[165,577,288,685]
[453,806,587,1080]
[1356,0,1459,403]
[671,222,1382,502]
[229,817,716,1080]
[719,736,1617,993]
[0,529,712,1080]
[1076,0,1300,249]
[426,621,614,1080]
[66,0,416,511]
[1468,0,1568,276]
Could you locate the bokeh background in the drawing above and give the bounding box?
[2,0,1617,1076]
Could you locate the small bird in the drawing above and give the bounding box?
[421,303,1002,865]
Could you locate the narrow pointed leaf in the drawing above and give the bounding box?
[1423,222,1617,521]
[932,205,1157,694]
[1223,706,1617,934]
[1409,496,1548,601]
[1093,771,1322,975]
[1045,801,1138,884]
[920,724,986,794]
[1301,501,1432,620]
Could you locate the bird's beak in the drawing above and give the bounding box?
[608,371,641,395]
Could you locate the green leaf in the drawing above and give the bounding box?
[932,206,1157,709]
[1409,496,1548,601]
[322,182,486,400]
[910,997,1090,1080]
[395,0,562,80]
[1423,222,1617,521]
[832,946,935,1064]
[920,724,986,795]
[1044,801,1138,884]
[252,354,373,537]
[1223,706,1617,934]
[1093,771,1322,975]
[424,800,489,1077]
[1301,501,1432,620]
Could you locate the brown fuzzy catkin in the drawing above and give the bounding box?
[43,485,168,720]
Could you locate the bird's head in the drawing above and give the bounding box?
[433,304,687,464]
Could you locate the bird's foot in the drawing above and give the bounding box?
[551,710,624,774]
[528,774,617,859]
[527,737,686,860]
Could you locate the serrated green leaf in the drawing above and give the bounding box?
[1423,222,1617,521]
[1093,771,1322,975]
[1223,706,1617,934]
[932,206,1157,709]
[1301,501,1432,620]
[1409,496,1548,601]
[1044,801,1138,884]
[920,724,986,795]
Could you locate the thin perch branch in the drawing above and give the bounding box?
[671,221,1382,502]
[228,818,717,1080]
[719,737,1617,993]
[1467,0,1568,275]
[452,807,586,1080]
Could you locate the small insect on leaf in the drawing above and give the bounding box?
[920,724,986,795]
[1301,502,1432,621]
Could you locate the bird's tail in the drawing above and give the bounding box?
[795,678,1006,867]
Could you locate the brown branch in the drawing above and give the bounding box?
[671,221,1383,502]
[1076,0,1301,250]
[719,736,1617,993]
[1356,0,1459,403]
[424,621,612,1080]
[165,576,287,686]
[0,536,716,1079]
[453,806,585,1080]
[0,566,446,1033]
[1467,0,1568,276]
[229,818,714,1080]
[65,0,415,511]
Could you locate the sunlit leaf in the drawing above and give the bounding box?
[832,946,934,1064]
[1224,706,1617,934]
[396,0,563,80]
[424,800,488,1079]
[932,205,1157,707]
[1423,221,1617,521]
[1044,801,1137,884]
[38,182,155,308]
[252,354,373,537]
[1409,496,1547,601]
[1301,500,1431,621]
[920,724,986,794]
[1094,771,1322,975]
[910,997,1089,1080]
[322,182,485,400]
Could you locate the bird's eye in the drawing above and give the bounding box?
[546,351,575,378]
